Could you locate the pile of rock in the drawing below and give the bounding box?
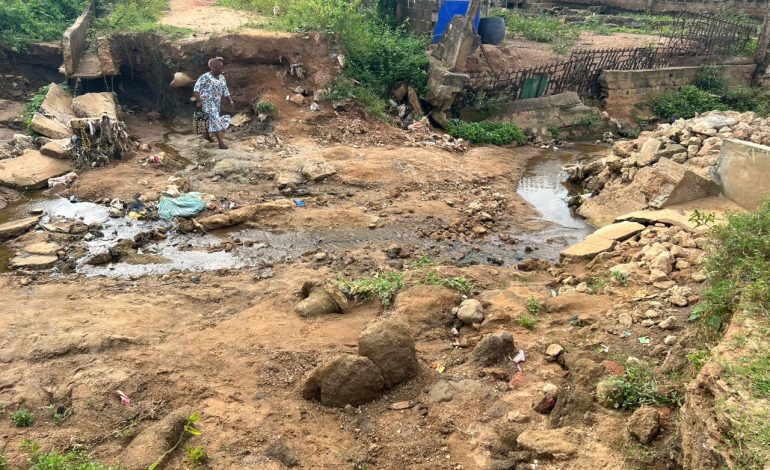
[566,111,757,225]
[302,315,419,407]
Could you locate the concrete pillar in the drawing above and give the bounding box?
[753,14,770,83]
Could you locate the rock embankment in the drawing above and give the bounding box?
[567,111,758,225]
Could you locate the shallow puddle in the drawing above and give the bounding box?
[515,143,604,257]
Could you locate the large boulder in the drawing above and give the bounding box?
[473,331,515,366]
[72,92,119,120]
[301,354,385,407]
[641,158,719,208]
[0,150,71,190]
[456,298,484,325]
[358,316,419,388]
[296,281,348,317]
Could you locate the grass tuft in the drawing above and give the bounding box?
[338,272,405,307]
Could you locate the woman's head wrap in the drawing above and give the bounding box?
[208,56,224,70]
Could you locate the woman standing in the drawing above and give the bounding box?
[194,57,234,149]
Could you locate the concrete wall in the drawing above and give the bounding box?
[715,139,770,210]
[599,64,757,122]
[62,0,95,76]
[558,0,769,19]
[397,0,440,35]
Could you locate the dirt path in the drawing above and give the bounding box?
[161,0,266,34]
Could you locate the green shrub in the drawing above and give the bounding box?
[22,439,121,470]
[696,201,770,331]
[338,271,405,306]
[649,85,726,120]
[722,86,770,116]
[517,314,537,330]
[215,0,280,14]
[255,100,275,113]
[94,0,189,36]
[503,12,563,42]
[693,66,727,94]
[0,0,87,49]
[23,84,51,128]
[423,271,474,296]
[11,408,34,427]
[0,450,6,470]
[526,296,541,314]
[600,364,683,409]
[446,120,527,146]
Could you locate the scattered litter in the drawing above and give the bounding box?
[143,154,164,166]
[638,336,650,344]
[158,192,206,220]
[431,362,446,374]
[622,330,632,338]
[513,349,526,372]
[117,390,131,406]
[47,172,79,192]
[292,199,305,208]
[126,200,148,221]
[450,327,459,336]
[599,344,609,353]
[230,113,251,127]
[389,401,416,411]
[309,102,321,112]
[550,289,558,297]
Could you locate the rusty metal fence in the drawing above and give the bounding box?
[464,10,757,102]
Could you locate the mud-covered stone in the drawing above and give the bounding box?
[456,298,484,325]
[473,331,515,366]
[358,316,418,388]
[72,92,119,120]
[120,407,193,470]
[301,354,385,407]
[516,426,581,459]
[628,406,660,444]
[0,216,40,240]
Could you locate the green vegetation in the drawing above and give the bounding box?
[599,364,683,409]
[0,451,6,470]
[23,84,55,128]
[694,200,770,332]
[517,314,538,330]
[651,67,770,120]
[500,11,578,55]
[423,271,474,296]
[407,255,436,269]
[148,412,202,470]
[650,85,726,121]
[11,409,34,427]
[446,120,527,146]
[587,274,608,294]
[338,271,405,306]
[185,445,208,465]
[0,0,88,50]
[49,405,72,425]
[255,100,275,113]
[94,0,190,37]
[689,209,716,229]
[22,439,121,470]
[720,401,770,470]
[611,270,629,287]
[219,0,429,119]
[525,296,541,314]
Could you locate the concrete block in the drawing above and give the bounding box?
[715,139,770,209]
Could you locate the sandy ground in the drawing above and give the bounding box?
[161,0,267,34]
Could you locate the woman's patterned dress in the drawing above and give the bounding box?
[194,72,231,133]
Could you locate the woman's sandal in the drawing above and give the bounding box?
[218,143,228,149]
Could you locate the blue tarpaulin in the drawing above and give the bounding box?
[158,192,207,220]
[432,0,481,44]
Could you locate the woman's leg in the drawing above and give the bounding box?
[215,131,227,149]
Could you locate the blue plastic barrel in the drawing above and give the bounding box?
[432,0,482,44]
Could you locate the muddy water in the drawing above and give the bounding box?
[514,144,603,258]
[1,142,606,276]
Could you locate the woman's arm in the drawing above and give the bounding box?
[194,91,202,108]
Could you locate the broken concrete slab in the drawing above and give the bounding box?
[9,254,58,270]
[637,138,662,166]
[592,221,645,241]
[616,209,703,233]
[0,216,40,240]
[24,242,61,255]
[560,233,615,259]
[29,83,74,138]
[72,92,119,120]
[0,150,72,190]
[643,158,718,208]
[715,139,770,210]
[40,138,73,159]
[30,113,72,139]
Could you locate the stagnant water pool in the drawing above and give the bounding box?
[0,143,603,276]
